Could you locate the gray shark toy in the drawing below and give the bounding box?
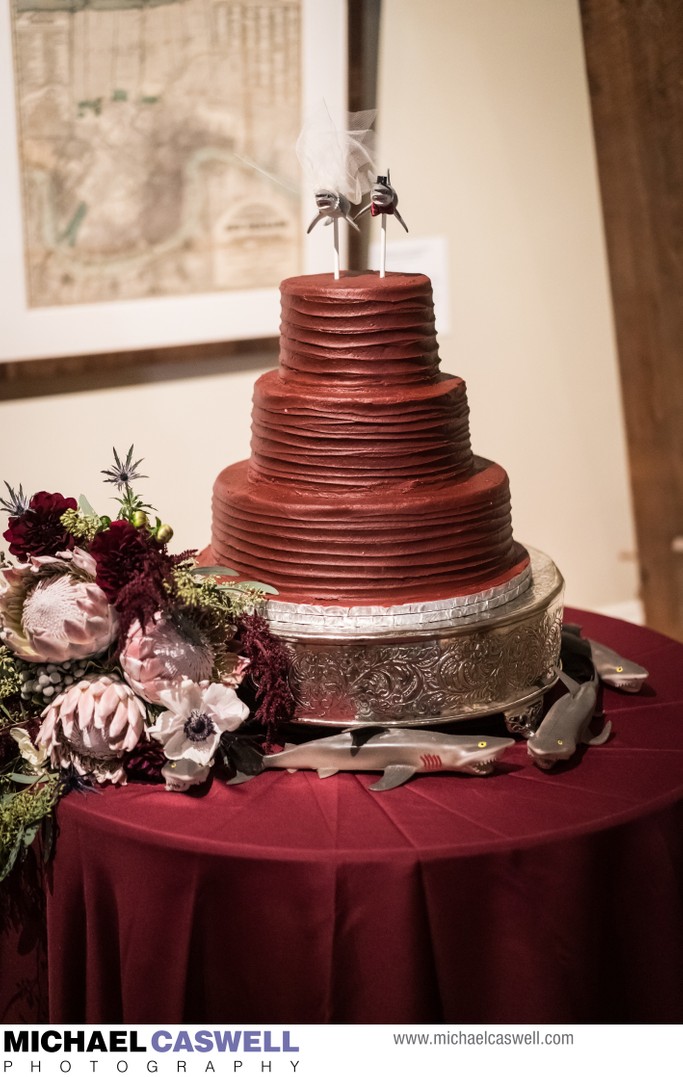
[355,170,409,232]
[562,624,648,693]
[306,189,360,234]
[585,638,649,693]
[229,728,514,791]
[527,669,611,770]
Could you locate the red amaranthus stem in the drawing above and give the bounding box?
[235,612,295,736]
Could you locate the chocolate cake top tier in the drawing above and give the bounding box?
[278,272,440,387]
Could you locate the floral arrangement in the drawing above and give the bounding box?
[0,448,294,881]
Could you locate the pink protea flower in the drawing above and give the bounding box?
[149,679,249,792]
[0,547,118,663]
[120,613,216,705]
[37,673,146,785]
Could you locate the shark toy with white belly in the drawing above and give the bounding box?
[527,669,612,770]
[585,638,649,693]
[230,728,514,791]
[562,624,648,693]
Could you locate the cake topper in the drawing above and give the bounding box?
[356,169,409,278]
[306,189,359,236]
[296,105,376,279]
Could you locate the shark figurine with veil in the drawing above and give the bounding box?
[296,105,376,276]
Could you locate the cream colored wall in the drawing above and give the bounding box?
[0,354,275,557]
[377,0,640,615]
[0,0,640,615]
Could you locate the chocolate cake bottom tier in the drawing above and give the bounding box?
[211,456,530,606]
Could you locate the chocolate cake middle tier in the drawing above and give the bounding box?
[249,372,474,487]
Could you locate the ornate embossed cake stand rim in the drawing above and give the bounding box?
[264,548,565,734]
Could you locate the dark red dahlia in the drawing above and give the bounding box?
[89,520,154,600]
[89,520,175,638]
[3,491,78,562]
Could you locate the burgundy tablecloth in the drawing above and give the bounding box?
[2,609,683,1023]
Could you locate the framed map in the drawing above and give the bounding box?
[0,0,347,361]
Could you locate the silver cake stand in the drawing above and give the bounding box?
[264,548,564,736]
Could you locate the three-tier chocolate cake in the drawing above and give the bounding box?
[208,270,563,728]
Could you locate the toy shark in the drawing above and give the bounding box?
[586,638,648,693]
[527,669,611,770]
[229,728,514,791]
[306,189,360,234]
[563,624,648,693]
[355,170,409,231]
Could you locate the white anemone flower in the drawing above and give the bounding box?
[149,679,249,792]
[10,727,49,774]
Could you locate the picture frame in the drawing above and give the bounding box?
[0,0,348,363]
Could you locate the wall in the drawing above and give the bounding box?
[375,0,640,616]
[0,0,640,616]
[0,352,275,557]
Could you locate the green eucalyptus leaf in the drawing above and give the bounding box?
[78,494,96,516]
[239,582,279,595]
[191,565,239,577]
[0,835,23,882]
[7,772,42,786]
[230,741,265,776]
[216,581,278,595]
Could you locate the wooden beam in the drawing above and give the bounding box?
[579,0,683,640]
[0,338,277,399]
[347,0,382,271]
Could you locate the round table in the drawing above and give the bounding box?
[7,609,683,1023]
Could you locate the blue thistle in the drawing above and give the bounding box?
[0,482,30,518]
[101,446,147,490]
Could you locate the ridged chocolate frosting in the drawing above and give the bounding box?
[211,271,529,605]
[279,272,441,386]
